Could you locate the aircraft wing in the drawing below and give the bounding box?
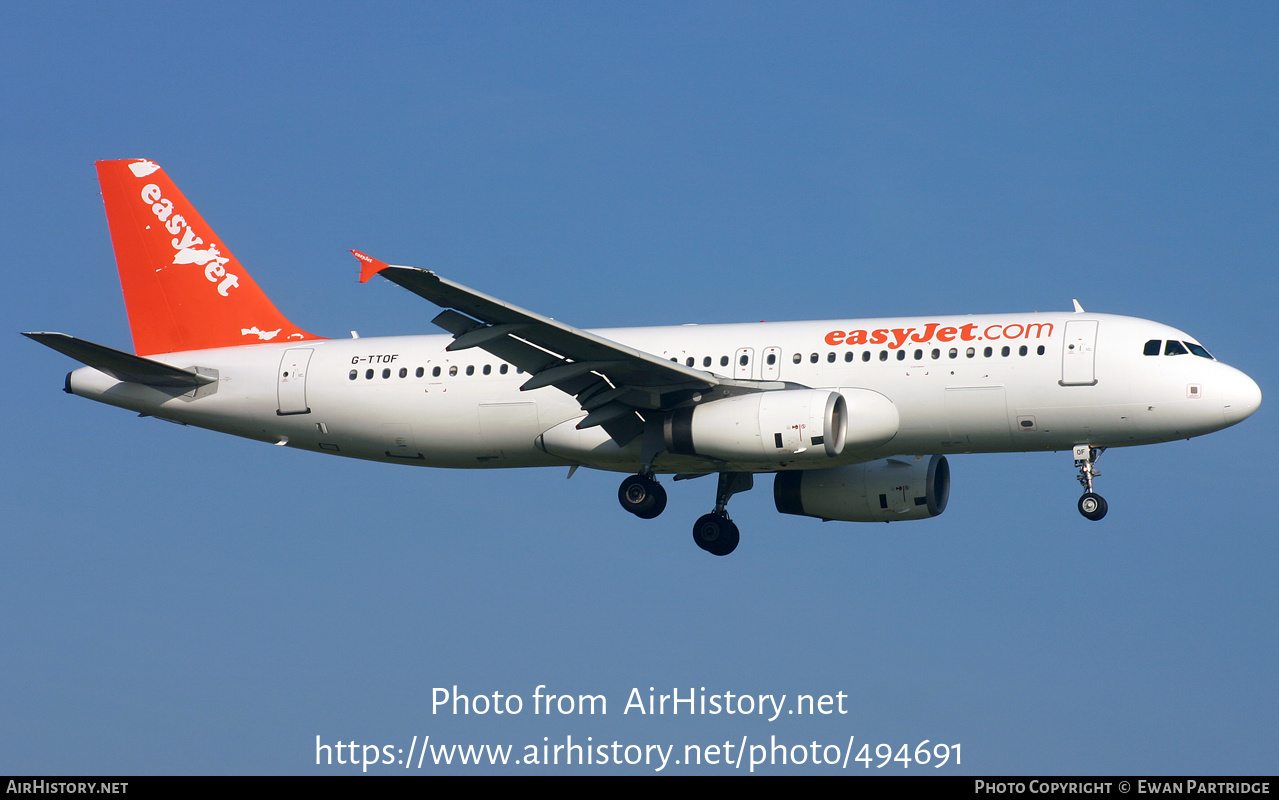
[354,251,733,445]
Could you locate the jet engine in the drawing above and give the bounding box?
[664,389,851,464]
[774,454,950,522]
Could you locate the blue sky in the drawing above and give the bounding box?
[2,3,1276,774]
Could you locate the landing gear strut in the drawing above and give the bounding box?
[618,472,666,519]
[692,472,752,556]
[1073,444,1108,521]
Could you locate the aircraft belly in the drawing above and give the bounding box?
[326,386,483,465]
[307,379,564,467]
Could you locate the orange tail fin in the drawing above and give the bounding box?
[96,159,323,355]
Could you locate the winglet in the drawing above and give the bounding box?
[352,249,390,284]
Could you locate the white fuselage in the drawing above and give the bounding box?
[66,311,1261,474]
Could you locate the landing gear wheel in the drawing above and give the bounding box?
[619,475,667,519]
[692,513,740,556]
[1078,492,1108,521]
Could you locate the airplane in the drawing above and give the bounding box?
[26,159,1263,556]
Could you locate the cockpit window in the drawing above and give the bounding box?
[1185,342,1214,359]
[1146,338,1213,358]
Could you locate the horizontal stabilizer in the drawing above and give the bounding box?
[23,332,216,389]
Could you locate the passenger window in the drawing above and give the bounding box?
[896,350,906,361]
[949,348,958,359]
[382,368,391,379]
[810,353,818,364]
[793,353,802,364]
[466,365,475,375]
[483,364,491,375]
[703,356,712,367]
[1165,340,1188,356]
[931,349,940,360]
[433,366,441,377]
[862,352,871,362]
[914,349,923,360]
[399,367,408,378]
[365,369,374,379]
[983,347,992,357]
[879,350,888,361]
[827,352,836,363]
[1037,345,1045,355]
[686,357,695,367]
[845,352,854,362]
[1001,346,1010,357]
[721,356,729,367]
[1019,345,1028,356]
[349,370,357,381]
[500,364,509,374]
[1143,340,1162,356]
[416,367,424,378]
[767,353,777,365]
[966,347,975,358]
[740,354,749,366]
[449,366,458,377]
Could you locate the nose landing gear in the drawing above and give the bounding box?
[1073,444,1108,521]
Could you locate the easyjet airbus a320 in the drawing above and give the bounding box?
[27,160,1262,555]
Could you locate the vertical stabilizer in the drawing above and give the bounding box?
[95,159,323,355]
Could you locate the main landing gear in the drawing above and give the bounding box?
[1073,444,1108,521]
[616,470,752,556]
[618,472,667,519]
[691,472,752,557]
[692,513,739,557]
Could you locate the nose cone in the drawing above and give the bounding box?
[1222,367,1262,426]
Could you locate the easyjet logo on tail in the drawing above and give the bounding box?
[138,181,240,296]
[98,158,324,355]
[824,321,1054,348]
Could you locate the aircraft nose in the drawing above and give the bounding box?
[1222,368,1262,426]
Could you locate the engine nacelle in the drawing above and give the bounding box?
[665,389,850,464]
[774,454,950,522]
